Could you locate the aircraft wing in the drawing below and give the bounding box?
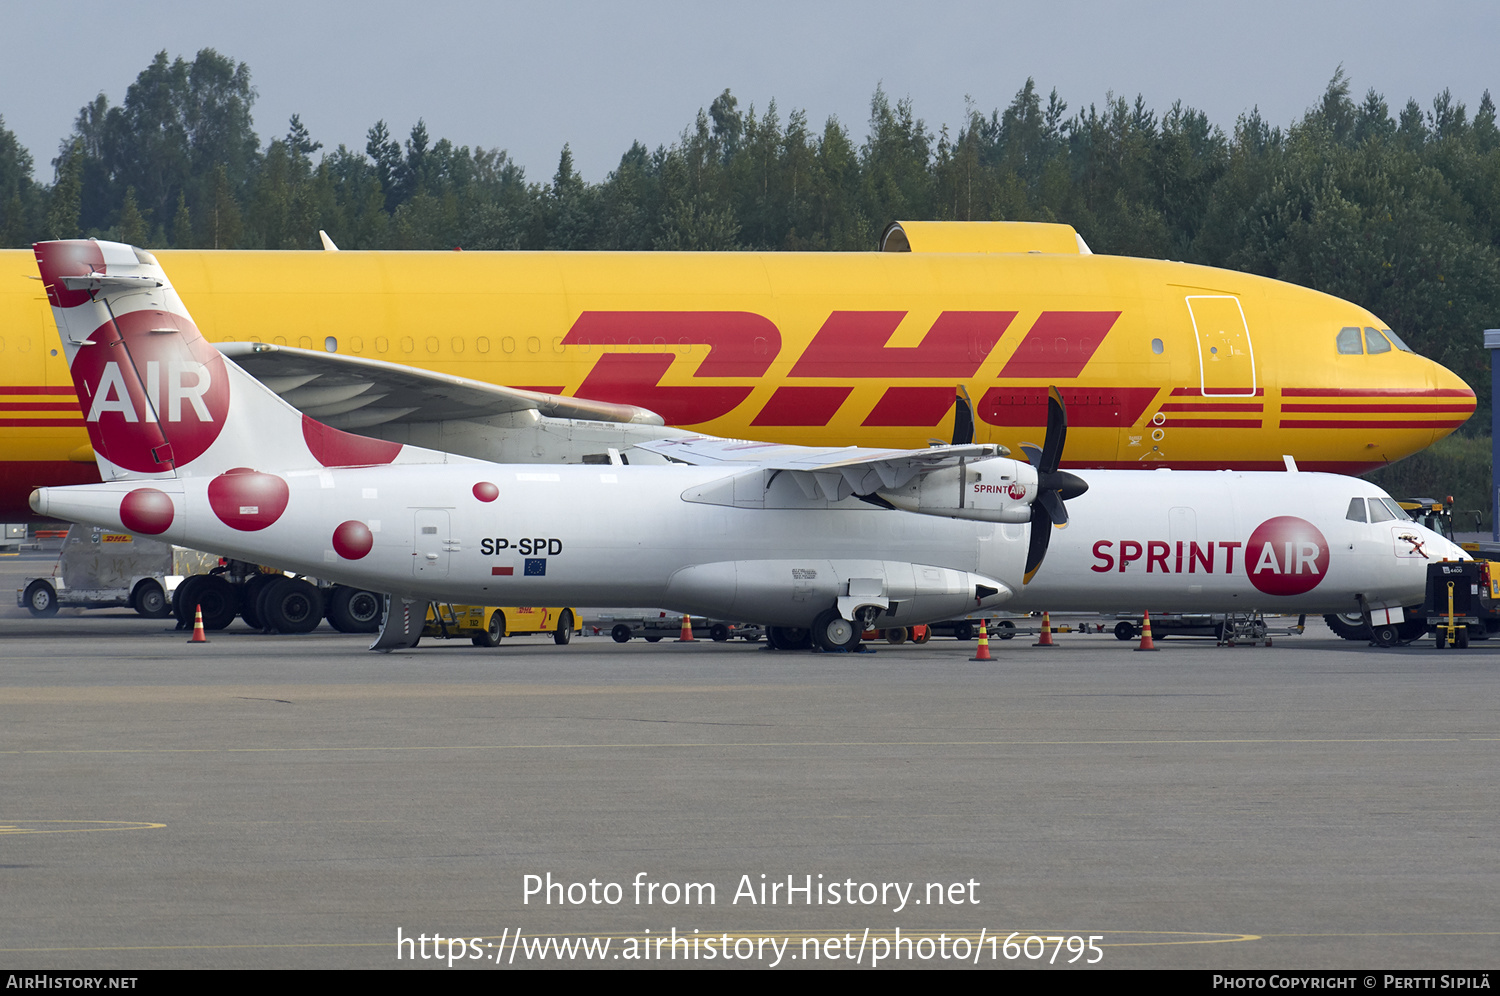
[216,342,665,429]
[634,435,1006,501]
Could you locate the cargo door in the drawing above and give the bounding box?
[1187,296,1256,397]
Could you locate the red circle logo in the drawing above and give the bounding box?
[332,520,374,560]
[119,488,174,534]
[207,469,290,531]
[1245,516,1330,596]
[70,309,229,473]
[473,481,499,502]
[1007,482,1026,500]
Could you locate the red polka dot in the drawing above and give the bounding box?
[332,520,374,560]
[119,488,174,534]
[207,469,290,531]
[472,481,499,502]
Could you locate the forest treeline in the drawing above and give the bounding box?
[2,49,1498,441]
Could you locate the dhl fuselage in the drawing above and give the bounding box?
[0,222,1473,520]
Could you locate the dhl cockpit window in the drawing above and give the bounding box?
[1346,497,1367,522]
[1337,326,1363,354]
[1379,327,1414,352]
[1365,327,1393,354]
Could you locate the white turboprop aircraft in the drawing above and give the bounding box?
[28,240,1463,652]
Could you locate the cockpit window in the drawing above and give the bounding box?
[1345,497,1367,522]
[1364,327,1393,354]
[1336,326,1363,354]
[1381,328,1414,352]
[1367,498,1397,522]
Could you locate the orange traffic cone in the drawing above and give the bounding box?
[970,620,992,661]
[1134,611,1158,652]
[1033,611,1056,647]
[189,604,208,644]
[676,613,695,642]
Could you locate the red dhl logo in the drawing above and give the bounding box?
[563,310,1122,427]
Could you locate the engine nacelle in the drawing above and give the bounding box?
[662,559,1013,627]
[877,457,1037,523]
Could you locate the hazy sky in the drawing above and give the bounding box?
[3,0,1495,184]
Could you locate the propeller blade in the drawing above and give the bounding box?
[1019,443,1043,467]
[1039,488,1068,527]
[1024,505,1052,583]
[1040,385,1068,474]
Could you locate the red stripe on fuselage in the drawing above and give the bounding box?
[977,387,1158,428]
[1281,387,1475,397]
[1279,419,1468,429]
[1281,403,1474,413]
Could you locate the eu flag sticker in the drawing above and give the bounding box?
[524,558,547,576]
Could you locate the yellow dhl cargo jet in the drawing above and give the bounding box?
[0,221,1473,521]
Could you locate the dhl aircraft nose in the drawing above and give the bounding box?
[1428,356,1478,439]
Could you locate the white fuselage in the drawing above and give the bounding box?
[32,462,1026,628]
[32,463,1462,627]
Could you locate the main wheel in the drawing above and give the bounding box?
[812,609,860,652]
[191,576,239,631]
[132,579,169,618]
[611,624,632,643]
[553,609,574,645]
[173,575,205,627]
[23,579,57,617]
[328,587,382,634]
[239,574,276,630]
[261,578,324,634]
[768,626,812,650]
[1323,612,1370,640]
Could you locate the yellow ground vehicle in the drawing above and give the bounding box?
[423,604,578,646]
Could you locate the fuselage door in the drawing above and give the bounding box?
[1187,295,1256,397]
[413,508,452,578]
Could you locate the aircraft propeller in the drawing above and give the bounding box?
[1019,386,1089,584]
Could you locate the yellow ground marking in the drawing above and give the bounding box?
[0,820,164,834]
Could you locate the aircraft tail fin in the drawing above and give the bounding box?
[34,239,431,481]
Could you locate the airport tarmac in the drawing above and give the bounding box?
[2,574,1497,969]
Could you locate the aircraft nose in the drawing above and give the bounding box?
[1427,356,1477,440]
